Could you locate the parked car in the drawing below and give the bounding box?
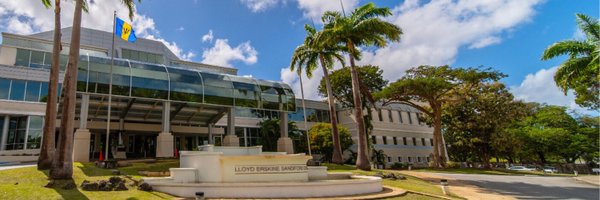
[509,166,536,171]
[592,168,600,174]
[543,167,558,173]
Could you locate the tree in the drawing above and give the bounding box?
[307,123,353,162]
[37,0,62,170]
[318,65,387,156]
[258,118,301,152]
[50,0,139,179]
[442,82,527,168]
[290,24,346,164]
[377,65,504,168]
[320,2,402,170]
[542,13,599,109]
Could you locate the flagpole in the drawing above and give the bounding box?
[105,10,116,160]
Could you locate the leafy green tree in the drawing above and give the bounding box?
[542,13,599,109]
[51,0,139,179]
[290,24,346,164]
[318,65,388,152]
[258,119,301,152]
[308,123,353,162]
[442,82,528,168]
[377,65,504,168]
[320,3,402,170]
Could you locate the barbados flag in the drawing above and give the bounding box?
[115,17,136,42]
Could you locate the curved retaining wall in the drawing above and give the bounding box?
[143,175,382,198]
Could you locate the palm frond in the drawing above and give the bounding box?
[541,40,594,60]
[576,13,600,42]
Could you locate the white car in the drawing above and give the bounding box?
[543,167,558,173]
[509,166,536,171]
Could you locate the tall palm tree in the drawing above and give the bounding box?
[542,13,599,109]
[50,0,140,179]
[37,0,62,170]
[320,3,401,170]
[290,24,346,164]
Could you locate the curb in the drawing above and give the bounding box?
[573,176,600,186]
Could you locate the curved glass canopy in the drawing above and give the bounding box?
[76,54,296,112]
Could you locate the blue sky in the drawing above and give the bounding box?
[0,0,597,114]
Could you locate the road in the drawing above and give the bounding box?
[438,173,599,200]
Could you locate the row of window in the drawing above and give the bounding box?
[235,107,332,123]
[375,109,426,126]
[0,78,61,102]
[121,49,165,65]
[387,156,430,163]
[1,115,44,150]
[372,135,433,146]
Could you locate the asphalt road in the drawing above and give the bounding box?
[438,173,599,200]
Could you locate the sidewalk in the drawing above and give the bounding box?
[0,163,36,171]
[400,171,514,200]
[573,175,600,186]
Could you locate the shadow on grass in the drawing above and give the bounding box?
[40,170,89,200]
[76,160,179,177]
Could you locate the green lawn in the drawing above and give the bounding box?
[412,167,575,177]
[322,163,463,199]
[0,160,178,200]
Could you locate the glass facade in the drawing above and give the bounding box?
[73,54,295,111]
[0,78,60,103]
[14,48,75,71]
[121,49,164,64]
[5,116,28,150]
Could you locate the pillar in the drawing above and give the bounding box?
[208,123,213,144]
[1,115,9,150]
[277,111,294,154]
[222,107,239,146]
[73,94,91,162]
[156,101,174,158]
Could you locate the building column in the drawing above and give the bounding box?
[73,94,91,162]
[208,123,213,144]
[1,115,9,150]
[156,101,174,158]
[222,107,239,146]
[277,111,294,154]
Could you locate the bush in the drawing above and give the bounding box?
[390,162,408,170]
[308,123,353,162]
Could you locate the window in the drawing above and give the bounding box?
[397,157,402,162]
[24,81,41,102]
[387,156,391,163]
[5,116,28,150]
[169,68,203,103]
[393,137,397,145]
[430,138,433,146]
[408,157,412,163]
[416,113,422,125]
[26,116,43,149]
[388,109,393,122]
[398,111,403,123]
[427,157,430,162]
[412,137,417,146]
[382,136,387,145]
[0,78,10,99]
[403,137,407,145]
[122,49,164,64]
[377,109,383,121]
[421,138,426,146]
[371,135,377,144]
[29,51,45,68]
[417,157,422,163]
[407,112,413,124]
[9,80,25,101]
[15,49,30,67]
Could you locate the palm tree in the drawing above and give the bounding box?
[542,13,599,109]
[320,3,402,170]
[290,24,346,164]
[50,0,140,179]
[37,0,62,170]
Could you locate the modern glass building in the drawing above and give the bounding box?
[0,27,434,167]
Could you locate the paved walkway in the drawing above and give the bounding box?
[0,164,35,171]
[402,171,599,200]
[574,175,600,186]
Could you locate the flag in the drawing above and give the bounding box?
[115,17,136,42]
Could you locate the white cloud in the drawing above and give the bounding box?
[510,67,591,114]
[201,39,258,67]
[283,0,543,100]
[240,0,281,12]
[176,26,185,31]
[296,0,358,22]
[0,0,194,61]
[202,29,214,43]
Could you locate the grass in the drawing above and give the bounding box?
[413,167,575,177]
[386,193,445,200]
[322,163,463,199]
[0,160,179,200]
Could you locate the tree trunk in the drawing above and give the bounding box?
[319,55,343,164]
[347,41,370,171]
[50,0,82,179]
[431,108,442,168]
[38,0,61,170]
